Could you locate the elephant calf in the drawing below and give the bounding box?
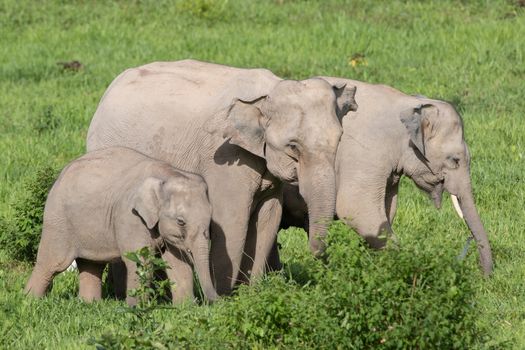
[25,147,218,305]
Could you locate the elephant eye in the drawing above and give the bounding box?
[176,217,186,226]
[446,155,460,169]
[285,141,300,161]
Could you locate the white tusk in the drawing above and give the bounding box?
[451,194,464,220]
[66,260,77,272]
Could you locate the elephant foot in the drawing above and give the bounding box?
[309,238,326,257]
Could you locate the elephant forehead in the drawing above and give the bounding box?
[164,180,206,203]
[166,193,211,218]
[302,123,342,151]
[427,100,463,129]
[263,92,340,128]
[431,119,464,149]
[269,79,336,106]
[265,104,342,146]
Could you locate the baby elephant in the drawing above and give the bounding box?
[25,147,218,305]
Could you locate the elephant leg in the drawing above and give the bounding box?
[266,239,282,272]
[206,191,252,295]
[25,261,67,297]
[25,225,74,297]
[351,213,392,248]
[281,184,308,230]
[210,217,250,295]
[123,259,140,306]
[77,259,105,302]
[385,176,400,225]
[161,246,195,303]
[241,193,282,282]
[203,165,261,295]
[336,186,392,249]
[108,260,127,300]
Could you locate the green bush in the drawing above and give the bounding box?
[210,222,481,349]
[124,247,173,307]
[89,247,175,350]
[313,221,480,349]
[92,222,482,349]
[1,166,58,261]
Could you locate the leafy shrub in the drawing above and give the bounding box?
[91,222,482,349]
[124,247,173,307]
[1,166,58,261]
[203,222,481,349]
[89,247,176,350]
[313,221,480,349]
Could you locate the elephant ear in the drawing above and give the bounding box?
[133,177,164,229]
[219,97,268,159]
[399,103,437,157]
[332,83,358,120]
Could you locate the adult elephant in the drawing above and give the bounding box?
[87,60,357,295]
[281,77,493,276]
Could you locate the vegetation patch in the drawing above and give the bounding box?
[89,223,482,349]
[0,166,58,261]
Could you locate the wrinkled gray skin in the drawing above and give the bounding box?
[281,78,493,276]
[25,147,218,305]
[86,60,357,294]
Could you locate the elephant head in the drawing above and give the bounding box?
[133,176,219,301]
[400,102,493,275]
[219,78,357,255]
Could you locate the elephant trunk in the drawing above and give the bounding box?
[298,158,337,256]
[191,235,219,302]
[445,163,493,276]
[456,186,493,276]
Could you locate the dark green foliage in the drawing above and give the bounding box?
[315,222,480,349]
[1,167,58,261]
[124,247,173,307]
[89,247,175,350]
[91,222,482,349]
[216,222,481,349]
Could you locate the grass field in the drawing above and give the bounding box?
[1,0,524,348]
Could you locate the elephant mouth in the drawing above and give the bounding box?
[412,179,444,209]
[288,172,298,185]
[163,235,184,250]
[288,178,299,186]
[281,165,298,185]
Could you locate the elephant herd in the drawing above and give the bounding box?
[25,59,493,305]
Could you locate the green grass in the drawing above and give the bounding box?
[1,0,524,348]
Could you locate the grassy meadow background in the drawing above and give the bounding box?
[0,0,524,348]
